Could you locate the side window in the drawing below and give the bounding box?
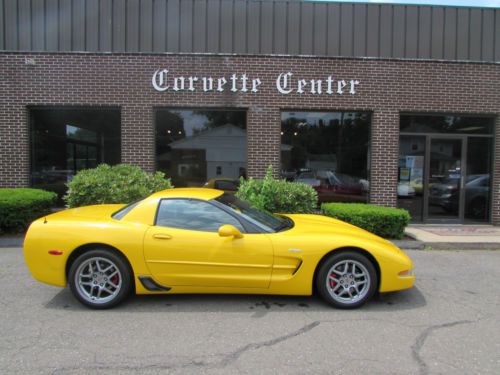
[156,199,245,232]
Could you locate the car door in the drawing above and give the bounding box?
[143,198,274,288]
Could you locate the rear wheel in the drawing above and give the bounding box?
[316,251,377,309]
[68,249,132,309]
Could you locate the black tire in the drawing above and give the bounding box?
[316,251,377,309]
[68,249,132,309]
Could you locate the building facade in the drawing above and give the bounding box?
[0,0,499,224]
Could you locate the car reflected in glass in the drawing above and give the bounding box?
[292,169,366,203]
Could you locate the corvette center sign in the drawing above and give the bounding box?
[152,69,360,95]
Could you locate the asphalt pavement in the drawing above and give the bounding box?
[1,247,499,374]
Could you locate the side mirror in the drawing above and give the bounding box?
[218,224,244,239]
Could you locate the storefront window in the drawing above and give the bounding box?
[281,111,370,203]
[155,109,247,187]
[30,108,121,197]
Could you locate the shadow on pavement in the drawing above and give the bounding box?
[45,286,426,313]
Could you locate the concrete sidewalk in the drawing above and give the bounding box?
[403,225,500,250]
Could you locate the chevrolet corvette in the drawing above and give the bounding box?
[24,188,414,309]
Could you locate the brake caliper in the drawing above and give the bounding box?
[329,273,337,288]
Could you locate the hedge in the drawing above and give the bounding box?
[64,164,173,208]
[0,188,57,233]
[236,166,318,213]
[321,203,410,239]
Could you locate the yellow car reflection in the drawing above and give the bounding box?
[203,178,240,194]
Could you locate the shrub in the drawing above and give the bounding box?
[0,188,57,233]
[64,164,173,208]
[321,203,410,239]
[236,166,318,213]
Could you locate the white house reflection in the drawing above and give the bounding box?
[155,109,247,187]
[159,124,247,182]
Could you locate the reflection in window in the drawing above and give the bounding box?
[214,179,239,191]
[155,109,247,187]
[280,111,370,203]
[465,138,492,222]
[30,108,121,198]
[400,115,493,135]
[156,199,244,232]
[397,136,425,222]
[66,125,98,143]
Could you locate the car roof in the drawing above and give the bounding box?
[149,187,224,201]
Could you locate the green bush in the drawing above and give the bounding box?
[236,166,318,213]
[64,164,173,208]
[0,188,57,233]
[321,203,410,239]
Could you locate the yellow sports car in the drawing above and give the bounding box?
[24,188,414,309]
[203,178,240,193]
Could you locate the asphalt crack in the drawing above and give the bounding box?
[49,321,321,373]
[217,321,320,367]
[411,320,472,375]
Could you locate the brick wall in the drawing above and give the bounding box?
[0,53,499,221]
[492,117,500,225]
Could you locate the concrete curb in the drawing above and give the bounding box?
[422,242,500,250]
[0,237,24,248]
[390,240,425,250]
[390,239,500,250]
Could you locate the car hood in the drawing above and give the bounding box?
[282,214,396,249]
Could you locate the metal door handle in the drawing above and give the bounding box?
[153,234,172,240]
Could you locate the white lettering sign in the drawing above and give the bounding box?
[276,72,293,94]
[152,69,169,91]
[152,69,361,95]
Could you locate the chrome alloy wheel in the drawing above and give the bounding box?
[325,259,371,305]
[74,257,123,305]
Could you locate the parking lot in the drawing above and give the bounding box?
[1,247,499,374]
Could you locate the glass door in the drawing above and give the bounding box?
[399,114,494,224]
[464,138,492,223]
[426,137,464,222]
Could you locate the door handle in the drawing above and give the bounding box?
[152,233,172,240]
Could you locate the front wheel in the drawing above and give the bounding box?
[316,251,377,309]
[68,249,132,309]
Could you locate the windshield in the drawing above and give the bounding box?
[215,194,293,233]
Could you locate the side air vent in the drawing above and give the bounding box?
[138,276,171,291]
